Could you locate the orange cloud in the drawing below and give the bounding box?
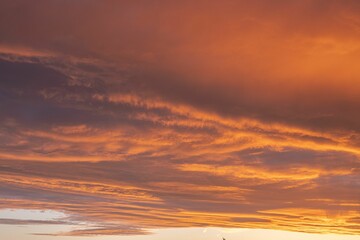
[0,0,360,237]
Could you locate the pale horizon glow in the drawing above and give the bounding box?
[1,209,359,240]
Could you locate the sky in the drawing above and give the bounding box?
[0,1,359,239]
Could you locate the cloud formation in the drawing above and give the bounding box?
[0,0,359,237]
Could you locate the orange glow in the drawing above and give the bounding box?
[0,1,359,238]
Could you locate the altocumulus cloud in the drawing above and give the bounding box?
[0,0,360,236]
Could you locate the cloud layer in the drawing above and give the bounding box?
[0,0,359,236]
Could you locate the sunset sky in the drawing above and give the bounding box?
[0,1,360,239]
